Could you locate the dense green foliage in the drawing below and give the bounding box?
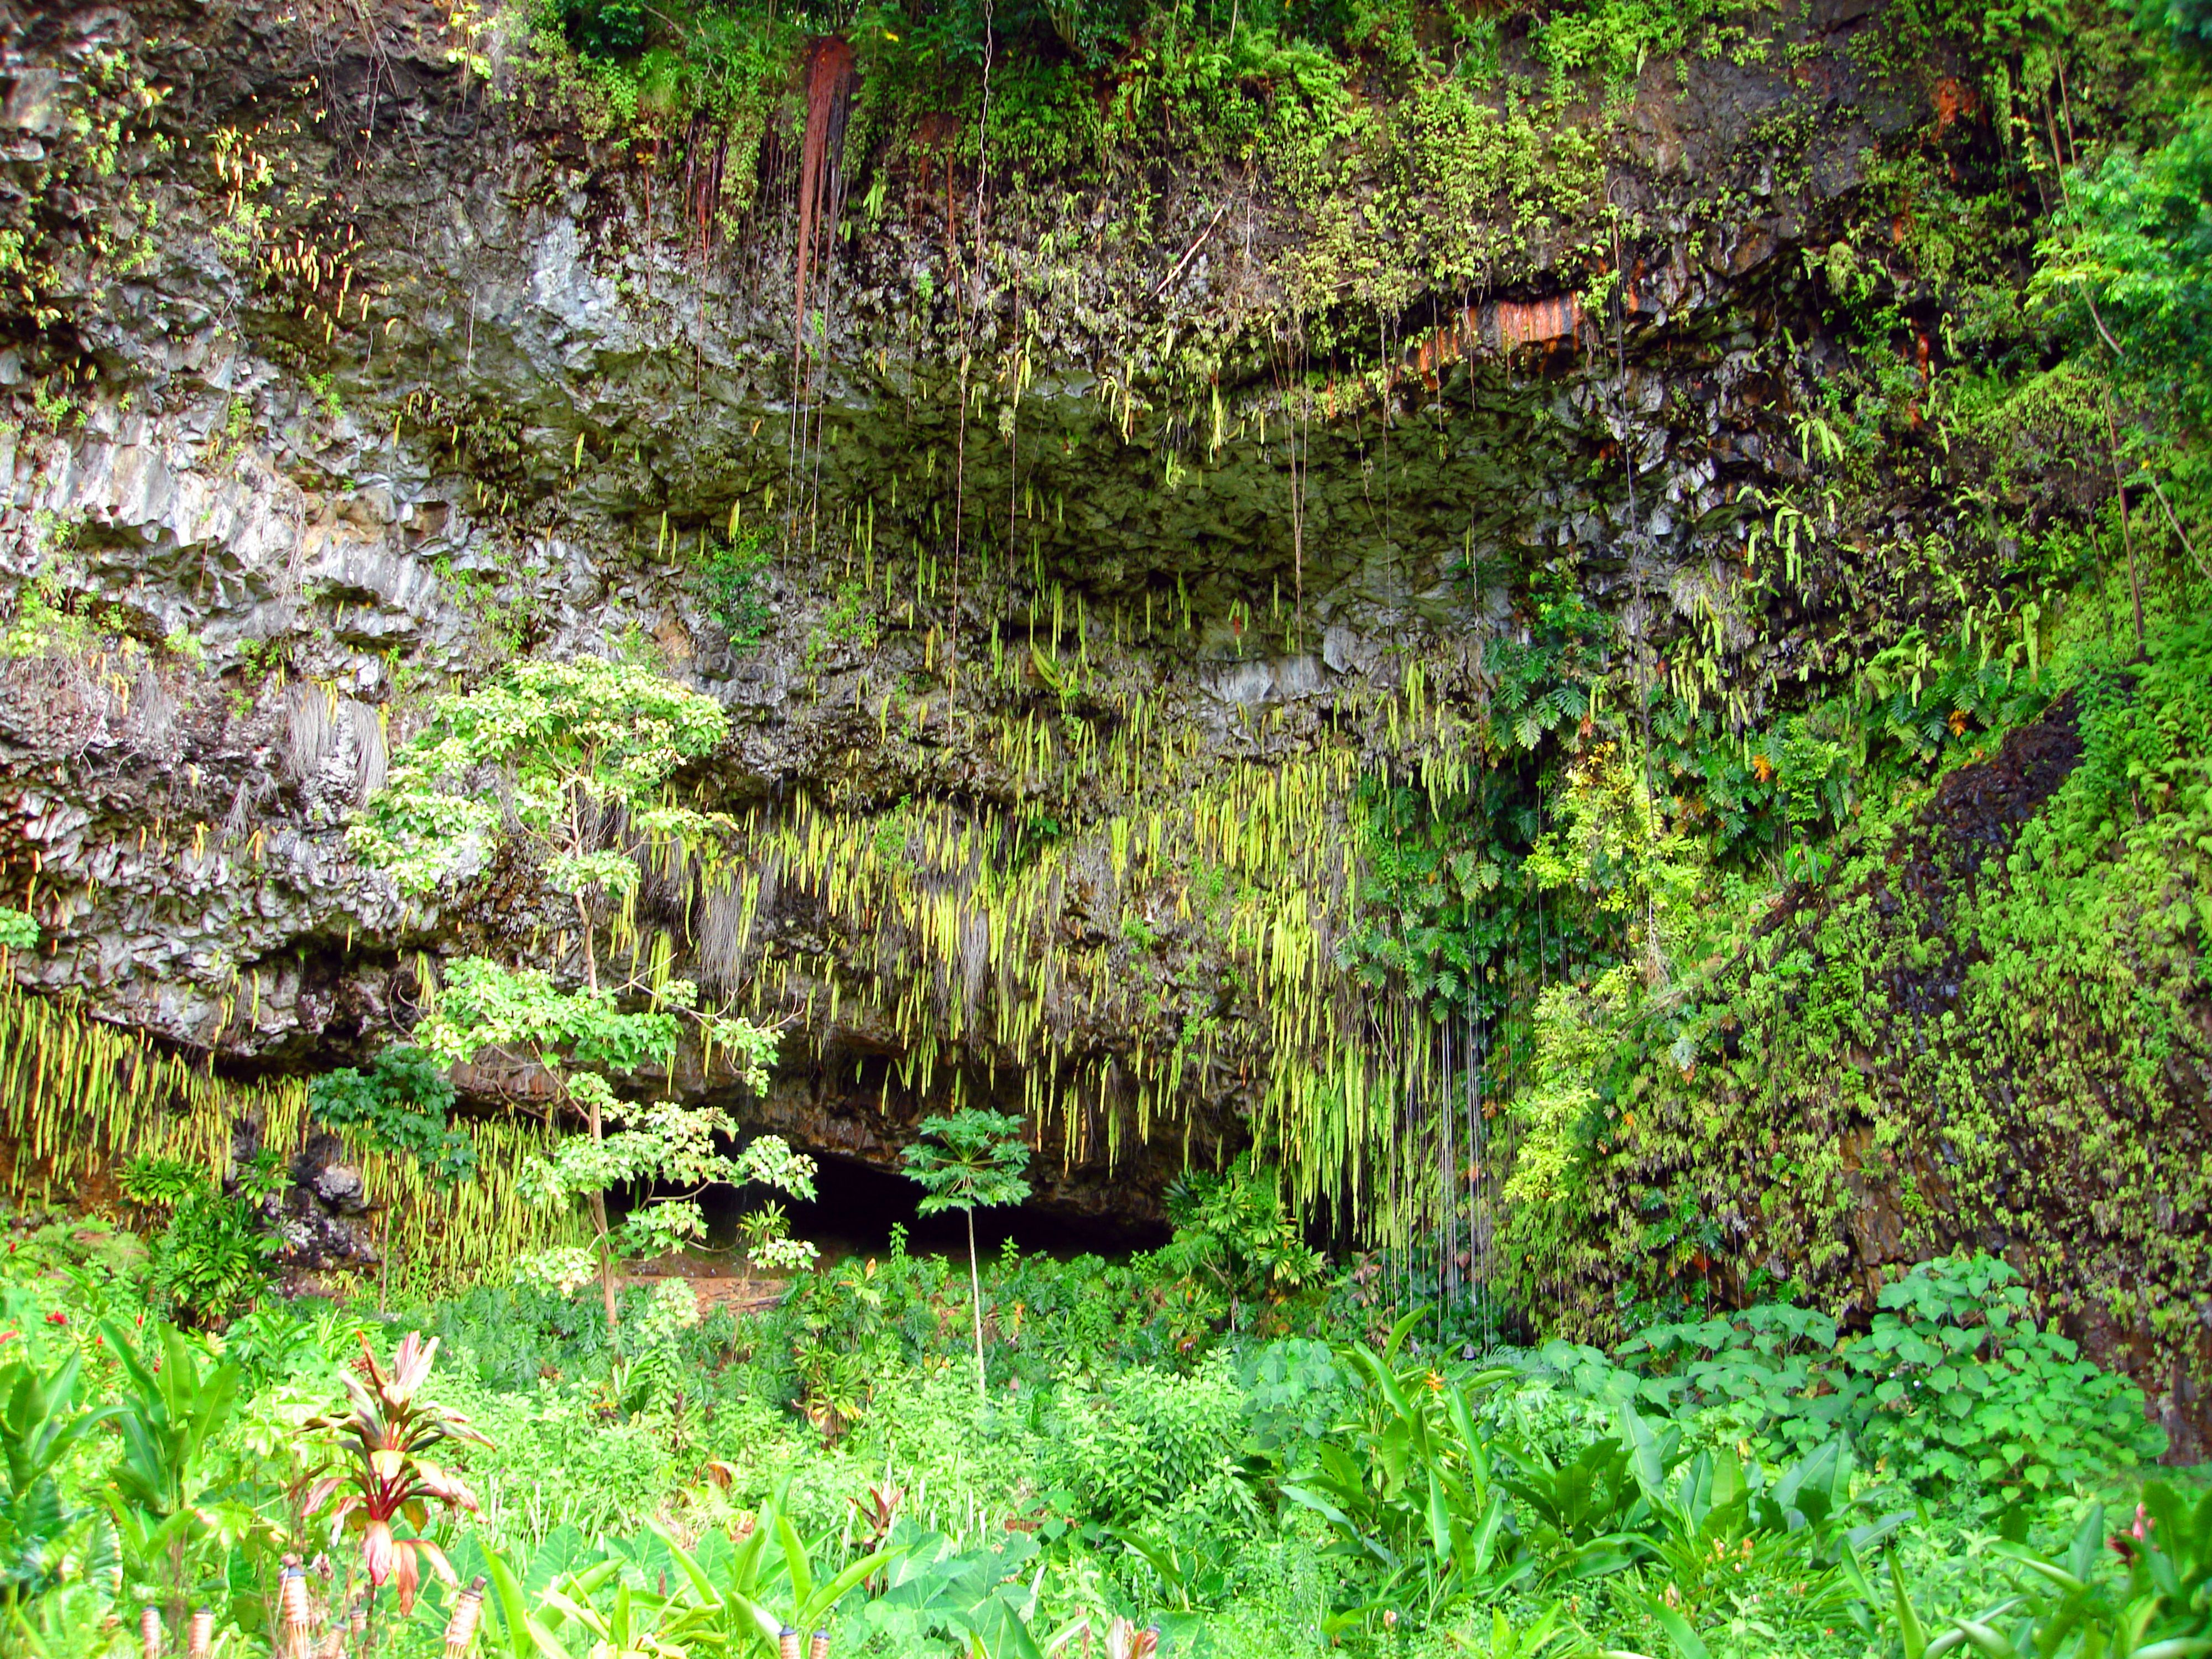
[117,1156,285,1328]
[1277,0,2212,1421]
[12,0,2212,1652]
[309,1048,477,1190]
[0,1201,2195,1658]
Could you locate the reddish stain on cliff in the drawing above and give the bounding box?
[792,36,859,374]
[1407,294,1584,384]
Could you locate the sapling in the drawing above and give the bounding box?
[899,1109,1031,1397]
[734,1134,822,1277]
[410,961,776,1337]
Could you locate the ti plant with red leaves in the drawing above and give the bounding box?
[302,1333,489,1618]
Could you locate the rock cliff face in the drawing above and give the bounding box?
[2,0,2201,1437]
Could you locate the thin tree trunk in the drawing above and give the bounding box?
[2104,389,2147,660]
[591,1191,618,1338]
[967,1207,986,1399]
[573,879,619,1342]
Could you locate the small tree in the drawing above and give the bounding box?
[348,658,779,1340]
[900,1110,1031,1397]
[732,1134,822,1277]
[411,958,775,1337]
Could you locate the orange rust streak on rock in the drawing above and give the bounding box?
[1399,294,1582,378]
[1495,294,1582,352]
[793,36,858,373]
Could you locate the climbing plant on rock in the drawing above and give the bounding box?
[309,1045,477,1307]
[1498,611,2212,1420]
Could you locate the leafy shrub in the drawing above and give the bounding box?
[1615,1255,2166,1490]
[1615,1301,1852,1458]
[0,1351,111,1603]
[145,1190,273,1326]
[120,1156,276,1326]
[309,1045,476,1185]
[0,1212,148,1303]
[1846,1254,2166,1489]
[102,1321,247,1618]
[1051,1357,1248,1528]
[115,1156,204,1211]
[1156,1154,1324,1333]
[693,530,774,649]
[1882,1485,2212,1659]
[1236,1338,1347,1454]
[856,1521,1062,1656]
[559,0,646,58]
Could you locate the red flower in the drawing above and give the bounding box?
[44,1311,66,1326]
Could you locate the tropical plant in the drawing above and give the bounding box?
[1498,1415,1657,1586]
[735,1202,817,1275]
[900,1110,1032,1397]
[1280,1315,1527,1634]
[346,654,731,907]
[692,529,775,649]
[858,1521,1083,1658]
[1620,1415,1908,1647]
[114,1156,205,1212]
[1479,1602,1590,1659]
[1615,1302,1853,1458]
[731,1136,821,1275]
[310,1046,475,1185]
[1156,1153,1324,1331]
[301,1332,488,1617]
[1879,1494,2212,1659]
[784,1256,898,1435]
[101,1321,250,1629]
[0,1353,115,1604]
[1843,1255,2166,1490]
[645,1489,896,1657]
[117,1157,275,1326]
[493,1553,681,1659]
[2036,88,2212,430]
[1611,1260,2165,1491]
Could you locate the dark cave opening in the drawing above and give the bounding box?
[632,1151,1169,1269]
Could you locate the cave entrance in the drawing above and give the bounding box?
[649,1152,1167,1268]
